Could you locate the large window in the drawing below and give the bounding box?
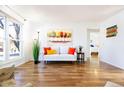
[0,12,22,61]
[0,16,5,60]
[8,21,21,59]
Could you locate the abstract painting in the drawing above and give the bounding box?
[47,29,72,43]
[106,25,118,38]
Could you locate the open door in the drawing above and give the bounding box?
[90,31,99,57]
[87,29,100,63]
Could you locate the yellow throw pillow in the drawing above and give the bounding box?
[47,49,57,55]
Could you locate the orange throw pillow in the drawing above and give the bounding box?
[44,47,51,55]
[68,48,76,55]
[47,49,57,55]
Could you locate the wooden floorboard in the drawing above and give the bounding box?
[14,56,124,87]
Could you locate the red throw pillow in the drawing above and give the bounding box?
[44,47,51,55]
[68,48,76,55]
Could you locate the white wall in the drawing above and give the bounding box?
[30,21,99,61]
[23,21,33,61]
[100,10,124,69]
[0,6,32,67]
[0,6,99,65]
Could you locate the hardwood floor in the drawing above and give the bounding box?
[14,56,124,87]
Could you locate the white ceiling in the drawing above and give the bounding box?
[9,5,124,23]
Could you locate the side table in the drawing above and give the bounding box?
[77,52,84,63]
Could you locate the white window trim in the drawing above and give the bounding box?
[0,12,23,62]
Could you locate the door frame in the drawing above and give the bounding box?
[87,28,100,59]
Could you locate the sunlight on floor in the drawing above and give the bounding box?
[90,54,99,64]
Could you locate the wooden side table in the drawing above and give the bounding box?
[77,52,84,63]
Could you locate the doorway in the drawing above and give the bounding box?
[87,29,100,62]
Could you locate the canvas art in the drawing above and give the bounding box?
[106,25,118,38]
[47,29,72,43]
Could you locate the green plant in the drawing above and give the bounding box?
[32,40,40,64]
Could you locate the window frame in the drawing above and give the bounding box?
[0,11,23,62]
[0,14,6,61]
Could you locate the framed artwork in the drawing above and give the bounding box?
[47,29,72,43]
[106,25,118,38]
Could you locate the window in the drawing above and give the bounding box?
[8,21,21,59]
[0,16,5,60]
[0,12,22,61]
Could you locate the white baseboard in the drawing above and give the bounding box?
[101,60,124,70]
[0,58,29,68]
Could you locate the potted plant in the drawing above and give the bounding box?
[79,46,83,53]
[33,40,40,64]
